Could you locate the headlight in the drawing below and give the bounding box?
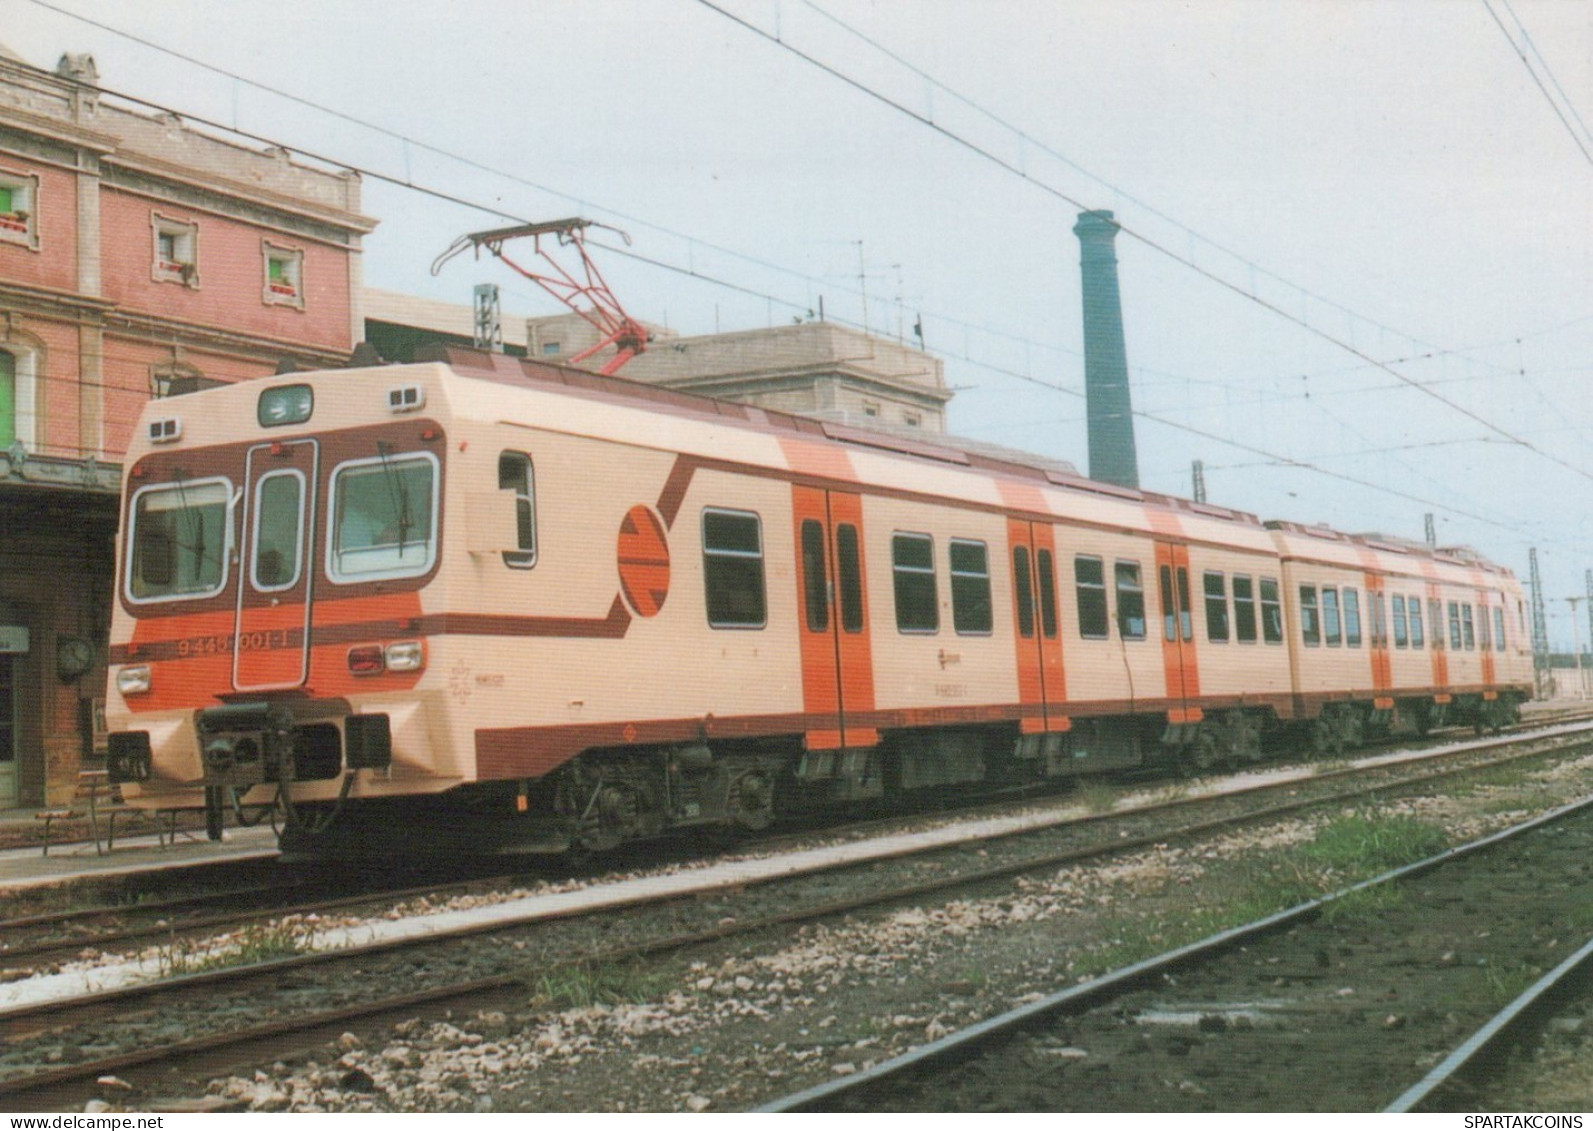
[384,641,425,672]
[116,665,151,695]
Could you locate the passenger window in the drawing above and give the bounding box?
[836,524,864,634]
[1461,604,1475,651]
[128,478,232,601]
[329,453,437,581]
[1448,601,1462,651]
[1478,605,1491,650]
[1260,577,1284,644]
[702,508,766,629]
[1115,560,1146,640]
[1493,606,1506,652]
[1075,555,1108,639]
[892,532,938,633]
[1300,585,1320,646]
[1232,574,1256,643]
[1160,565,1176,642]
[1322,587,1342,647]
[498,452,536,568]
[1176,567,1193,642]
[949,538,992,635]
[1036,548,1059,639]
[800,519,828,633]
[1342,587,1361,648]
[252,471,304,591]
[1409,597,1425,649]
[1203,570,1229,643]
[1392,595,1408,648]
[1014,546,1035,639]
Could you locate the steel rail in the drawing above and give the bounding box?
[1,731,1587,1107]
[7,722,1586,1026]
[1385,933,1593,1112]
[755,791,1593,1112]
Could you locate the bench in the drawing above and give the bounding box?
[34,809,83,855]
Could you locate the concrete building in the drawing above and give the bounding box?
[0,46,374,807]
[365,291,951,434]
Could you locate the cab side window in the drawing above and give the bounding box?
[498,452,536,568]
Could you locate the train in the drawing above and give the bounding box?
[102,349,1535,856]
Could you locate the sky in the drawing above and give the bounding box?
[6,0,1592,651]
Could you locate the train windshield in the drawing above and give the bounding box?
[328,452,438,581]
[126,479,231,601]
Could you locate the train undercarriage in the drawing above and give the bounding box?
[111,691,1524,861]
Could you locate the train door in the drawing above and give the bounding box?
[1007,520,1069,733]
[1155,542,1201,724]
[1478,591,1497,690]
[792,486,877,750]
[1365,574,1393,707]
[0,654,14,806]
[233,439,319,691]
[1426,584,1449,703]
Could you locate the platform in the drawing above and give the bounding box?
[0,810,280,893]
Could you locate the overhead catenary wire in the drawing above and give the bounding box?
[12,0,1591,558]
[691,0,1593,489]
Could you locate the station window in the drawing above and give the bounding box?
[1392,594,1408,648]
[892,532,938,633]
[1322,587,1342,647]
[0,170,38,249]
[1342,587,1362,648]
[1232,574,1256,643]
[152,214,199,286]
[263,241,305,308]
[949,539,992,635]
[1075,555,1108,639]
[1203,570,1229,643]
[1259,577,1284,644]
[702,509,766,629]
[498,452,536,568]
[1299,585,1321,647]
[0,350,15,447]
[1409,597,1426,649]
[1115,560,1146,640]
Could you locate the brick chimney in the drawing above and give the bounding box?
[1073,210,1140,489]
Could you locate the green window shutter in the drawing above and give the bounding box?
[0,352,15,448]
[0,186,12,214]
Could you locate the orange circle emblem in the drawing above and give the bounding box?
[617,505,670,618]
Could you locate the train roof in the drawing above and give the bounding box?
[137,346,1516,581]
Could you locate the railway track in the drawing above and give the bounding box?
[757,792,1593,1112]
[6,714,1587,971]
[1,723,1590,1111]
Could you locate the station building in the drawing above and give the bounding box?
[0,45,373,807]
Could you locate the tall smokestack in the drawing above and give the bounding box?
[1074,210,1140,489]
